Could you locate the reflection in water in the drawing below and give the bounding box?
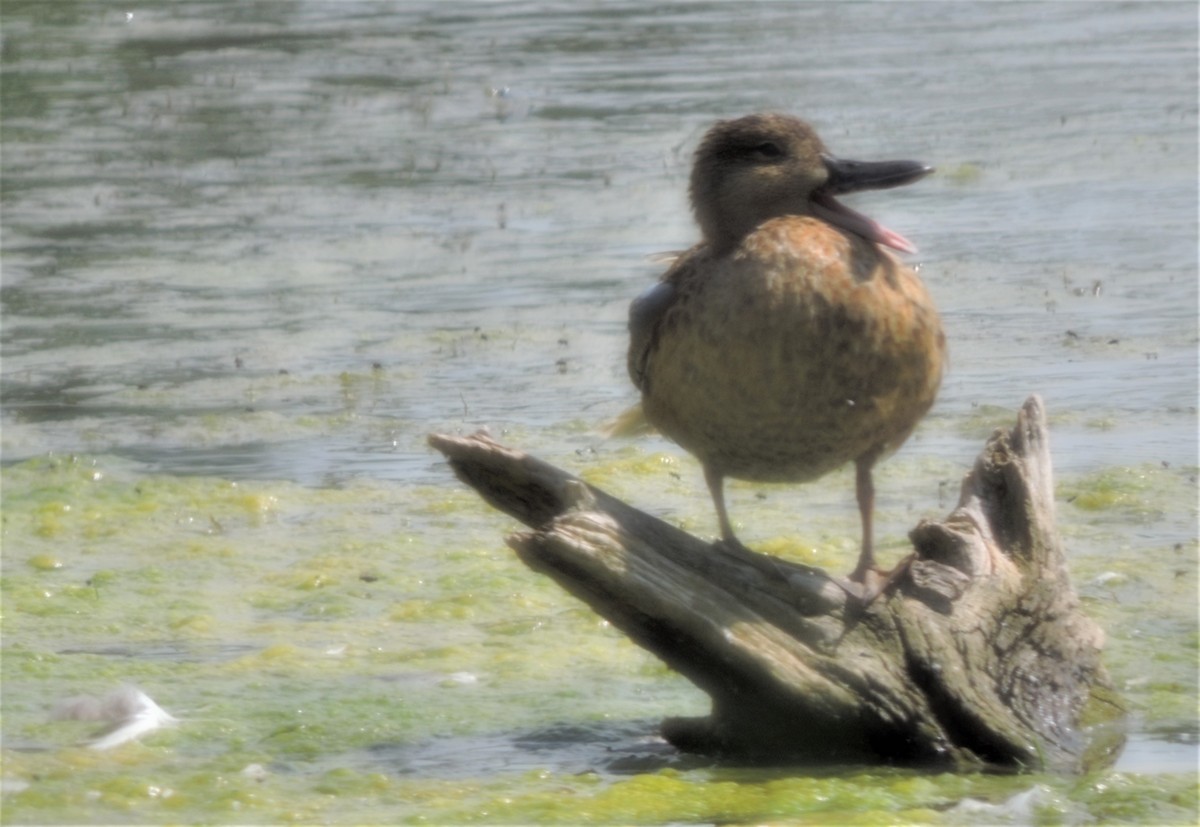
[379,721,706,779]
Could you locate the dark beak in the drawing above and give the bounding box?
[820,155,933,195]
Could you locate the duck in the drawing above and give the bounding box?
[628,113,945,602]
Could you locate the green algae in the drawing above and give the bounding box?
[1,447,1196,825]
[1057,465,1198,742]
[950,403,1024,441]
[941,162,984,186]
[0,453,689,821]
[3,447,1196,824]
[1061,464,1196,523]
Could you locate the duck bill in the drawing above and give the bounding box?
[812,155,933,254]
[820,155,933,194]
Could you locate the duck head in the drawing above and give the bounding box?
[689,113,932,254]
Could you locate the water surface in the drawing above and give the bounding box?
[2,2,1197,824]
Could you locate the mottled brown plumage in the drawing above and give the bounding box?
[628,113,945,597]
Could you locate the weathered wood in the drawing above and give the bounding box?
[428,396,1122,770]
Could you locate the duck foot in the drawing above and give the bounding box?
[841,553,918,606]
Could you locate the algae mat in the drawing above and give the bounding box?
[2,449,1197,824]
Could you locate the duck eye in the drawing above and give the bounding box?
[754,141,783,158]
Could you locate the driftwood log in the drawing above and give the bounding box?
[428,396,1122,770]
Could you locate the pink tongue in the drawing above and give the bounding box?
[811,194,917,254]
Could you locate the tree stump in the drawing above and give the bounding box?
[428,396,1122,770]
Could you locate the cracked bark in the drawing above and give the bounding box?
[428,396,1123,770]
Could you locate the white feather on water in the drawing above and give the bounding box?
[51,686,178,750]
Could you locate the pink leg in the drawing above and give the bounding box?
[847,451,916,605]
[851,453,877,583]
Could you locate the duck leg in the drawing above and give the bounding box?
[849,451,914,604]
[704,464,737,543]
[850,453,877,582]
[705,463,801,582]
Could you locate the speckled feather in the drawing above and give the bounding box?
[632,215,944,482]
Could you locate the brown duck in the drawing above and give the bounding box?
[628,113,945,600]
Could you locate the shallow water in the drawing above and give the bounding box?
[2,1,1197,824]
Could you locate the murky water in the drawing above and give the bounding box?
[2,1,1197,823]
[4,1,1196,481]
